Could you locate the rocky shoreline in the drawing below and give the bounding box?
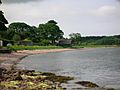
[0,49,74,90]
[0,68,74,90]
[0,68,116,90]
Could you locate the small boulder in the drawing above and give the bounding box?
[0,67,6,77]
[14,75,23,80]
[75,81,99,88]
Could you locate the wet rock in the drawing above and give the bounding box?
[105,88,115,90]
[0,67,6,77]
[0,69,72,90]
[22,69,35,74]
[41,72,56,76]
[45,75,74,83]
[14,75,23,80]
[75,81,99,88]
[0,68,2,76]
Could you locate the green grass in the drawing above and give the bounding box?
[72,45,120,49]
[7,45,120,51]
[7,45,64,51]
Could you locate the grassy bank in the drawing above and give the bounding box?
[7,45,64,51]
[72,45,120,49]
[6,45,120,51]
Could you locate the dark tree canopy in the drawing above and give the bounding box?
[0,1,8,25]
[47,20,57,24]
[69,33,81,45]
[0,0,8,39]
[0,11,8,31]
[0,11,8,24]
[7,22,33,40]
[38,20,64,44]
[0,22,7,30]
[6,20,64,45]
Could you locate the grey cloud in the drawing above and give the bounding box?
[117,0,120,2]
[2,0,43,4]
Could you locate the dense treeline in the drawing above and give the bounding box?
[68,33,120,45]
[1,20,64,46]
[81,35,120,45]
[0,20,120,46]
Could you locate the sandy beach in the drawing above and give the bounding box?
[0,49,74,70]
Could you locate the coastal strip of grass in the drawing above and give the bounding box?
[7,45,120,51]
[72,45,120,49]
[7,45,64,51]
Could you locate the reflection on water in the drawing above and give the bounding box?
[17,48,120,89]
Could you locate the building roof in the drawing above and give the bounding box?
[59,39,72,45]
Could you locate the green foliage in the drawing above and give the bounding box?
[0,31,7,39]
[69,33,81,45]
[7,22,33,40]
[0,11,8,24]
[80,36,120,46]
[47,20,57,24]
[94,37,120,45]
[37,20,64,44]
[23,38,32,42]
[40,40,50,46]
[12,34,21,41]
[6,20,64,46]
[28,26,38,42]
[0,1,8,39]
[0,22,7,31]
[71,45,84,49]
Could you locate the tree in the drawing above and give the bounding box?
[7,22,33,41]
[46,21,64,44]
[38,20,64,44]
[12,34,21,41]
[0,1,8,39]
[28,26,39,42]
[0,11,8,25]
[69,33,81,45]
[47,20,57,24]
[38,24,49,41]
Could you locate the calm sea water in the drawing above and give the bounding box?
[17,48,120,89]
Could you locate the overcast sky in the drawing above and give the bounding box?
[1,0,120,37]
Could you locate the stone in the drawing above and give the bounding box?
[75,81,99,88]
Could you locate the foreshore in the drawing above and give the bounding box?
[0,48,116,90]
[0,49,75,90]
[0,48,74,70]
